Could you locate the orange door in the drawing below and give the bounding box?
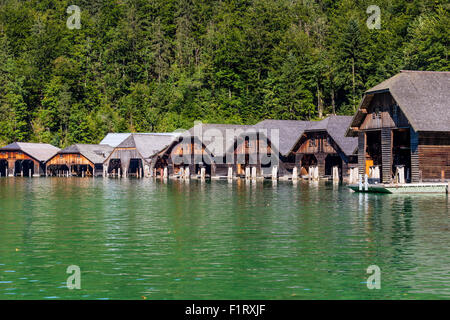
[365,160,373,176]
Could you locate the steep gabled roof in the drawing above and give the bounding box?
[0,142,60,162]
[347,70,450,135]
[305,115,358,155]
[116,133,179,159]
[59,144,114,164]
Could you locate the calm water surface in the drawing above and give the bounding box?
[0,178,449,299]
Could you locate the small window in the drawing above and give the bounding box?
[60,154,63,159]
[309,139,316,147]
[392,104,398,118]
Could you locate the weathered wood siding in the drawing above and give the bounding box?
[358,132,365,176]
[0,150,41,175]
[0,151,37,162]
[360,93,409,130]
[381,128,392,183]
[296,132,337,154]
[418,132,450,181]
[47,153,93,167]
[234,137,272,156]
[410,128,420,182]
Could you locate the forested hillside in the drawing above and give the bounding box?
[0,0,448,147]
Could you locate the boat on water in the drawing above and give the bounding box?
[348,182,449,194]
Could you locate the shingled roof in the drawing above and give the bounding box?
[347,70,450,135]
[116,133,178,159]
[305,115,358,155]
[100,133,132,147]
[0,142,60,162]
[58,144,114,164]
[100,132,176,147]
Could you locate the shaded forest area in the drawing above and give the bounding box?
[0,0,448,147]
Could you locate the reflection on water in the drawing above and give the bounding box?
[0,178,449,299]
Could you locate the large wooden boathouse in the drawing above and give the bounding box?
[46,144,114,177]
[346,70,450,183]
[0,142,60,177]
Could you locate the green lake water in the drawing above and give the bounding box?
[0,178,449,300]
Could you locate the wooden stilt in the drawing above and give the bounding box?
[272,166,278,180]
[200,167,205,180]
[251,167,257,180]
[332,166,339,183]
[227,166,233,180]
[185,166,190,180]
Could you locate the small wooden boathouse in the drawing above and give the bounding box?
[289,116,358,181]
[105,133,177,178]
[46,144,114,177]
[0,142,60,177]
[248,120,312,179]
[346,70,450,183]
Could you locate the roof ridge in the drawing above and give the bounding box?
[400,70,450,74]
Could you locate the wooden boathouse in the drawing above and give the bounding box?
[46,144,114,177]
[105,133,177,178]
[0,142,60,177]
[154,123,251,179]
[289,116,358,181]
[346,70,450,183]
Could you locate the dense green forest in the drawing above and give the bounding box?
[0,0,448,147]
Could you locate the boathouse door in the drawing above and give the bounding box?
[15,160,35,177]
[325,154,342,177]
[365,131,382,177]
[392,128,411,182]
[0,160,7,177]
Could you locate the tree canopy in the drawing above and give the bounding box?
[0,0,448,147]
